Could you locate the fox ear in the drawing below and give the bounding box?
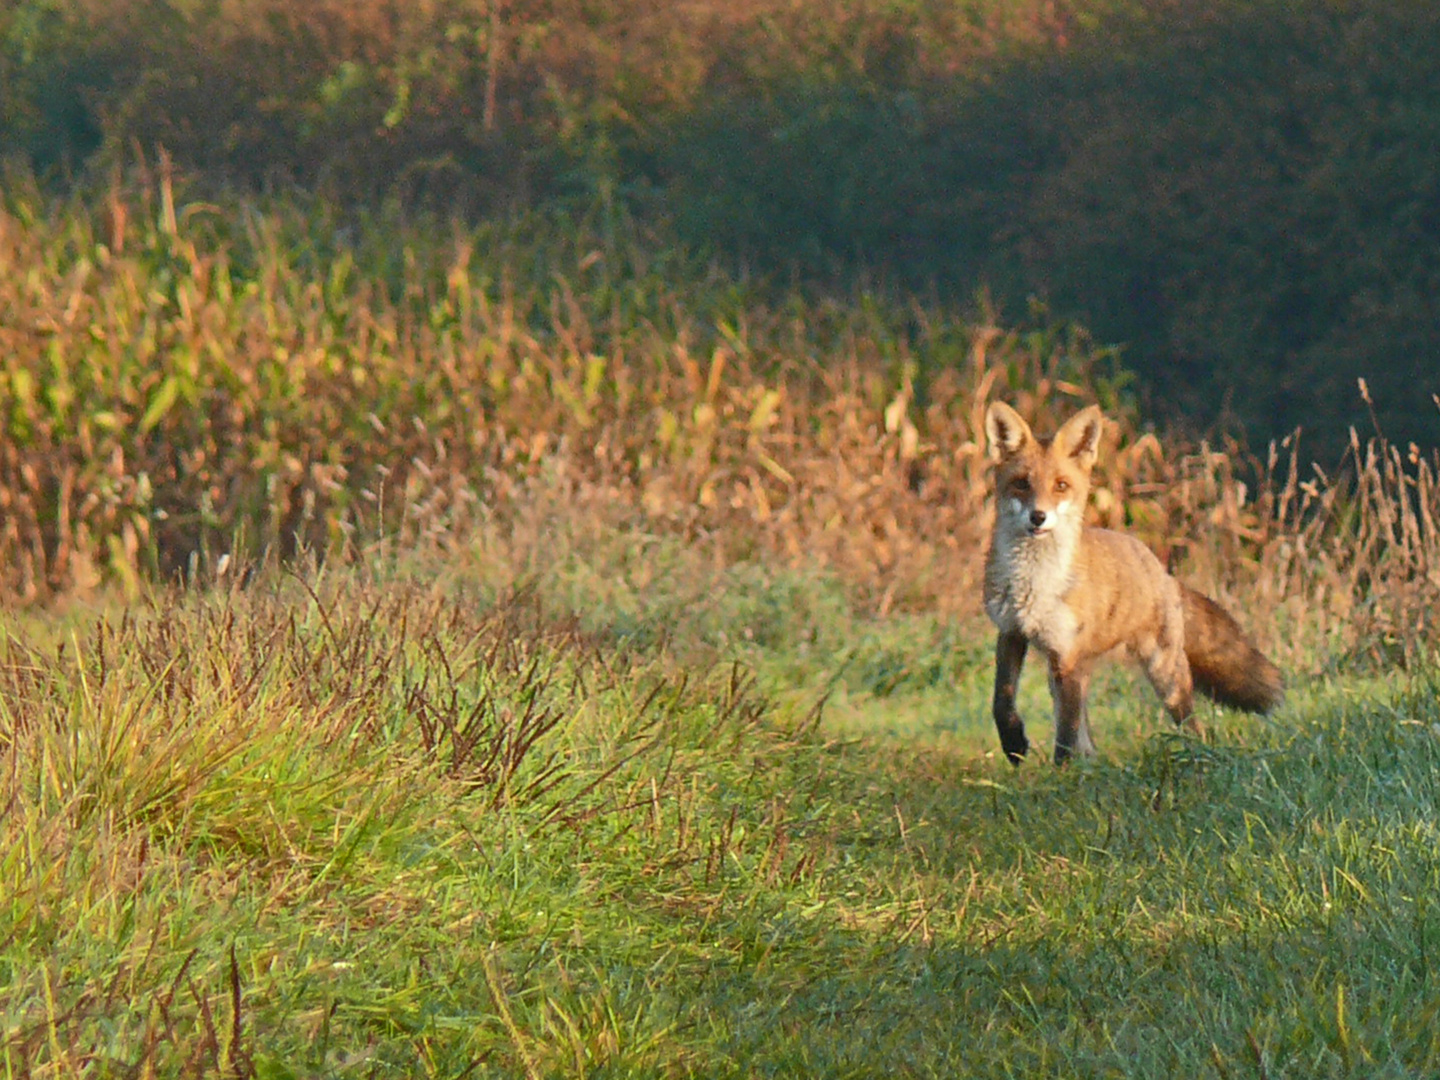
[1056,406,1104,469]
[985,402,1032,459]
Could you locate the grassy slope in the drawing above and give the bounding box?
[4,552,1438,1078]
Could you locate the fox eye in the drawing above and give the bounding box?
[1054,478,1070,493]
[1010,477,1031,494]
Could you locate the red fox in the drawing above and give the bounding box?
[983,401,1284,764]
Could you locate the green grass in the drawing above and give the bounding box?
[3,554,1438,1078]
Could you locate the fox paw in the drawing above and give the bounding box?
[1000,734,1030,765]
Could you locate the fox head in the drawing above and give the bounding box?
[985,402,1103,540]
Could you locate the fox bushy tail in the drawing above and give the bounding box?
[1181,586,1285,713]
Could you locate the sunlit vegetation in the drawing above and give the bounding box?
[4,2,1440,1075]
[5,0,1439,444]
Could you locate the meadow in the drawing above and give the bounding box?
[7,2,1440,1072]
[4,551,1440,1077]
[4,168,1440,1076]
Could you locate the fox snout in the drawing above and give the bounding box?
[1000,495,1065,537]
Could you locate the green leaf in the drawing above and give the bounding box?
[139,374,182,434]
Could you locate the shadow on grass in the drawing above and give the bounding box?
[647,692,1440,1075]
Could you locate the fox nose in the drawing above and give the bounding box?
[1029,509,1047,529]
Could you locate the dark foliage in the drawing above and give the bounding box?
[3,0,1439,449]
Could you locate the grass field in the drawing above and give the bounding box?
[4,165,1440,1078]
[4,541,1438,1078]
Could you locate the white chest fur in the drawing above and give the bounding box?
[985,529,1080,656]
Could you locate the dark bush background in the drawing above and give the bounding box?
[4,0,1437,451]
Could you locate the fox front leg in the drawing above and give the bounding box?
[993,630,1030,764]
[1048,660,1096,765]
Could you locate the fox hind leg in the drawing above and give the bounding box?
[1141,626,1204,739]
